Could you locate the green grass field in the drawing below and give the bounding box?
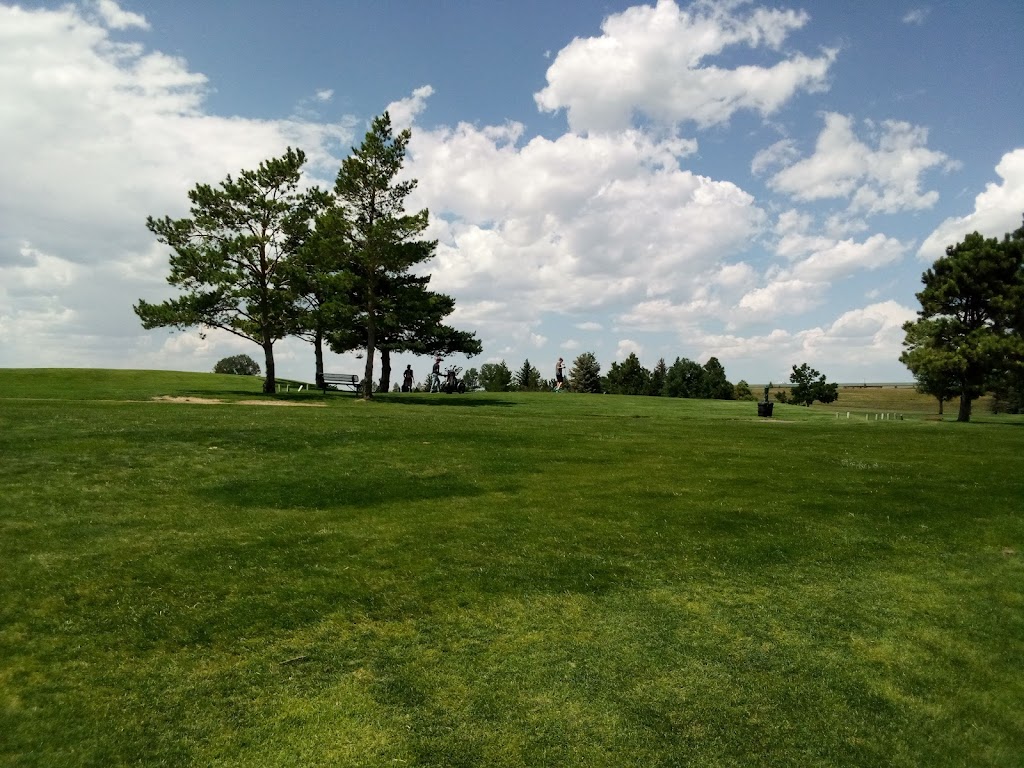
[2,369,1022,766]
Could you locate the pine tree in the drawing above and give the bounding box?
[733,380,755,401]
[135,148,324,394]
[702,357,734,400]
[330,113,437,399]
[480,361,513,392]
[899,318,960,414]
[606,353,650,395]
[648,357,668,396]
[569,352,602,393]
[515,359,542,391]
[290,205,354,388]
[789,363,839,406]
[665,357,704,398]
[900,219,1024,421]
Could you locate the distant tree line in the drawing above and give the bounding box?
[901,215,1024,421]
[472,352,838,405]
[135,114,481,397]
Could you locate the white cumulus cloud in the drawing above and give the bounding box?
[386,85,435,130]
[615,339,643,360]
[917,148,1024,261]
[95,0,148,30]
[534,0,836,134]
[767,112,954,214]
[0,2,354,372]
[697,300,917,381]
[403,117,765,320]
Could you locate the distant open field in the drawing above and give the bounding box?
[1,369,1022,766]
[764,383,991,417]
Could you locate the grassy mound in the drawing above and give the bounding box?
[1,369,1022,766]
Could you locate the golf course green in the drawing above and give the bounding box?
[1,369,1021,766]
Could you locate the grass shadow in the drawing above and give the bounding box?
[382,395,517,408]
[179,388,267,398]
[178,386,357,401]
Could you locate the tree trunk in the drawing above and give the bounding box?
[379,348,392,393]
[957,388,972,422]
[363,311,376,400]
[263,339,276,394]
[314,329,325,390]
[937,397,944,415]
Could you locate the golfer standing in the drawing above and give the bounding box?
[430,356,442,392]
[555,357,565,392]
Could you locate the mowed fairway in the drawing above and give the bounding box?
[1,370,1022,767]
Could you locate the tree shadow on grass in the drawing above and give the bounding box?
[971,418,1024,428]
[178,387,351,403]
[179,388,265,398]
[381,396,517,408]
[204,469,485,510]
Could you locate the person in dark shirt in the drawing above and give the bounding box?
[555,357,565,392]
[402,365,414,392]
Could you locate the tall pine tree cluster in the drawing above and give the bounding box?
[136,114,480,396]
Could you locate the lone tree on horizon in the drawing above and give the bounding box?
[788,363,839,406]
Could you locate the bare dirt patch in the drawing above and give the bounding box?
[153,396,224,405]
[151,396,325,408]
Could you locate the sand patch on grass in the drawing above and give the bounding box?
[153,396,224,404]
[152,396,325,408]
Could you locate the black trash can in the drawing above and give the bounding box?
[757,401,774,418]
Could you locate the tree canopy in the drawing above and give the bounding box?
[605,353,650,395]
[289,203,357,388]
[514,359,543,391]
[135,148,325,393]
[213,354,261,376]
[648,358,668,397]
[480,361,513,392]
[324,113,479,398]
[901,217,1024,421]
[899,318,960,414]
[701,357,734,400]
[788,363,839,407]
[664,357,704,398]
[569,352,602,393]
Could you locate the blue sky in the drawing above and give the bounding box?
[1,0,1022,385]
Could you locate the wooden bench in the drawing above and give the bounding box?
[320,373,361,393]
